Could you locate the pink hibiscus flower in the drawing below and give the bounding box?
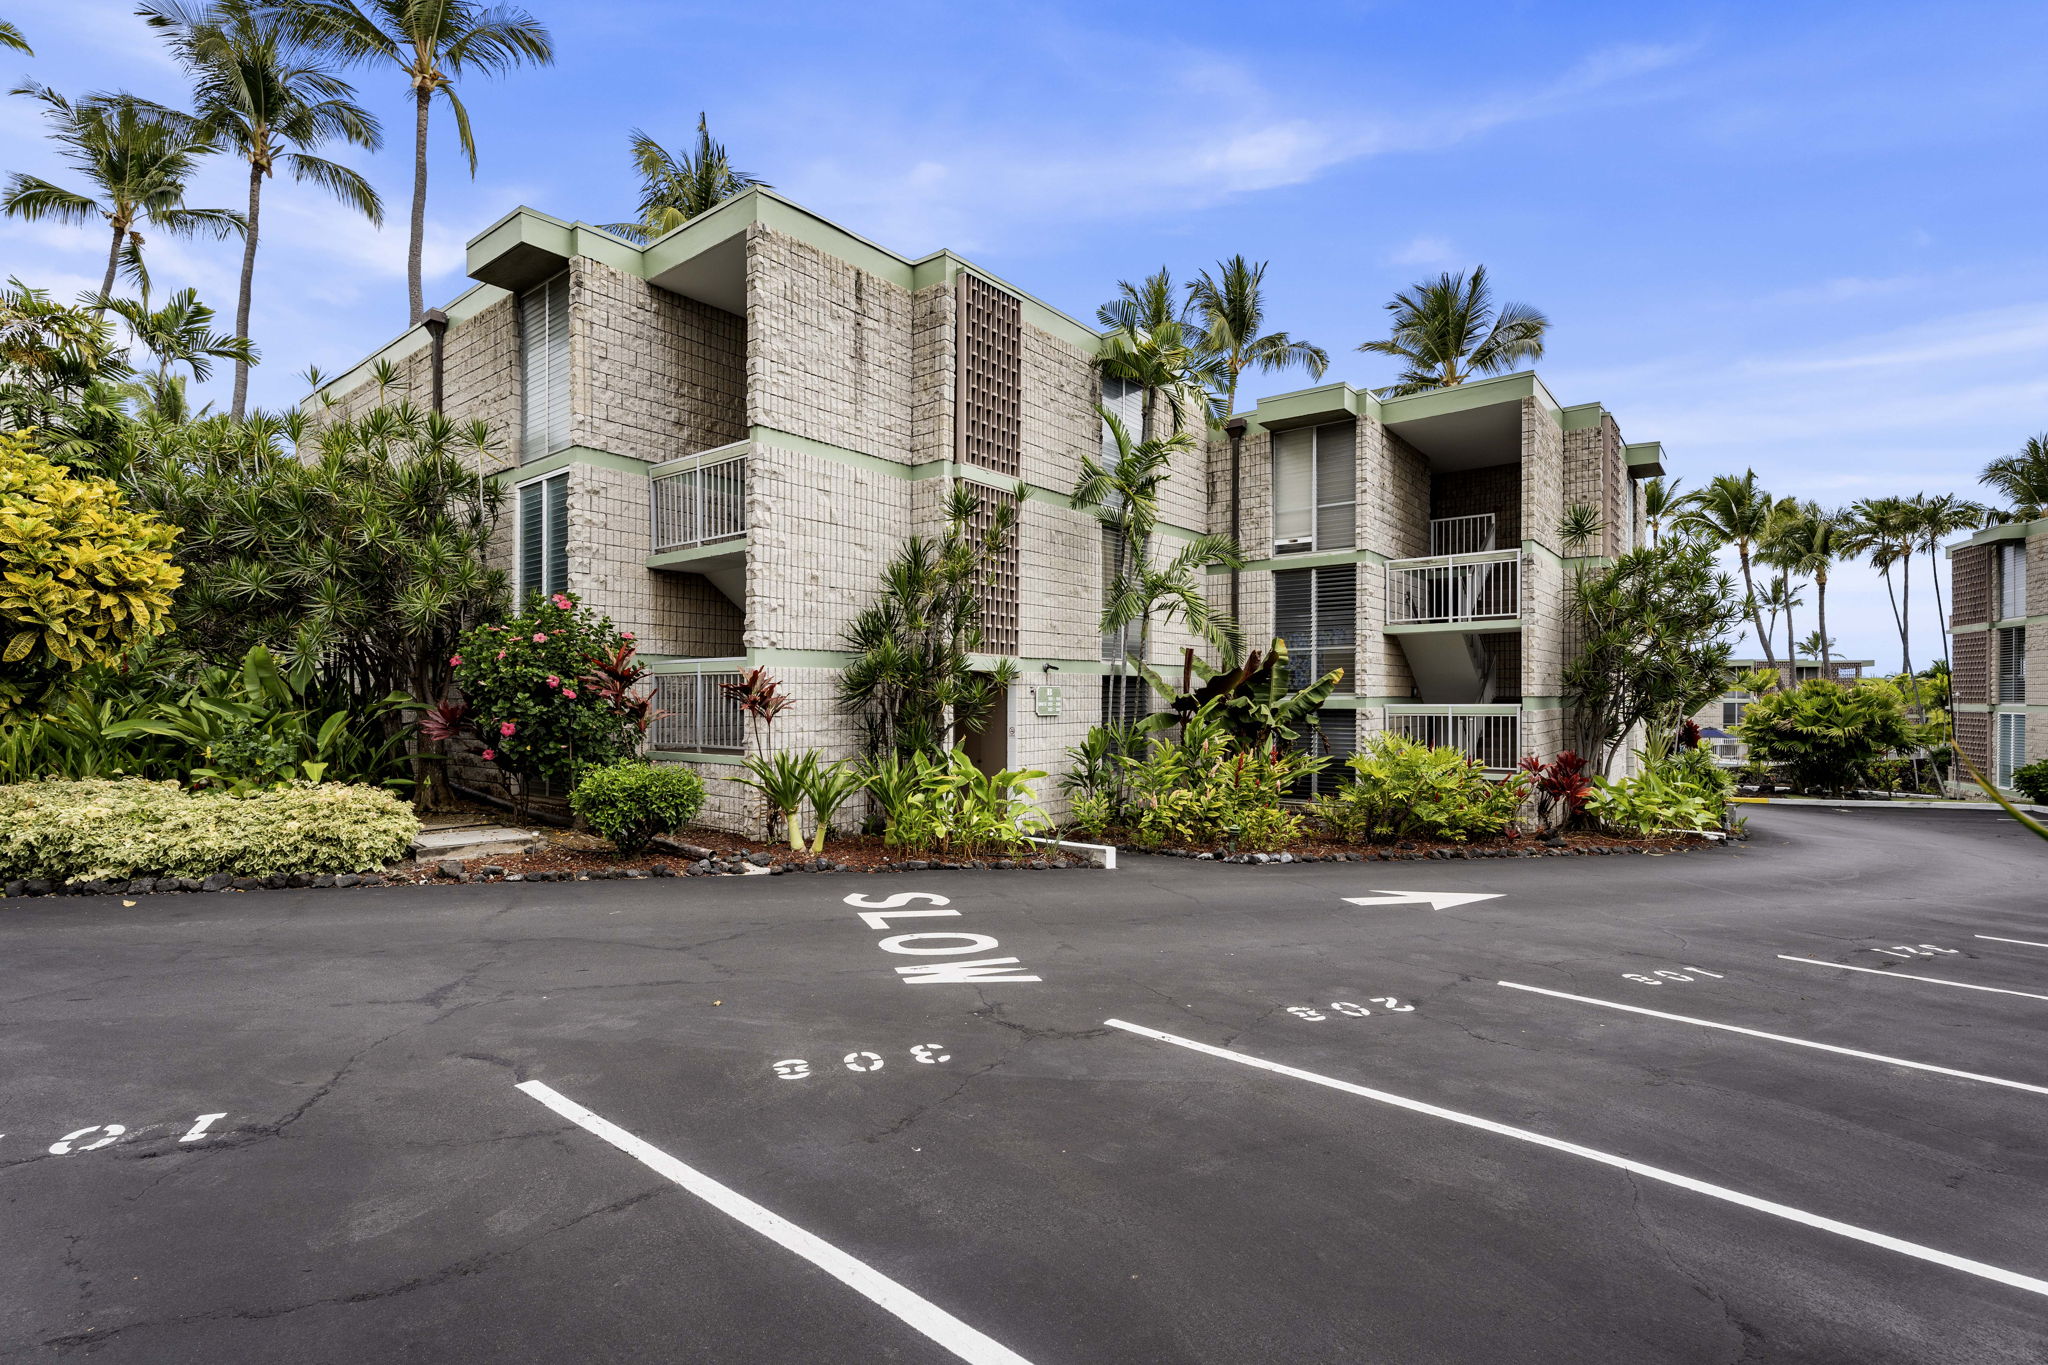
[499,721,516,737]
[561,688,578,700]
[532,632,548,643]
[481,748,495,761]
[448,653,463,666]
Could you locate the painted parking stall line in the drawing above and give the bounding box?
[1977,934,2048,951]
[1102,1019,2048,1302]
[1498,981,2048,1096]
[515,1081,1034,1365]
[1777,955,2048,1002]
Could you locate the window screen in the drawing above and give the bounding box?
[1999,542,2029,621]
[1998,626,2027,704]
[1271,421,1355,553]
[520,272,570,461]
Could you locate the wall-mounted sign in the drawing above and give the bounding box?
[1035,685,1063,717]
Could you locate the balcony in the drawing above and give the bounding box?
[1385,549,1521,626]
[1428,513,1497,556]
[652,450,745,553]
[1384,704,1521,771]
[648,668,747,755]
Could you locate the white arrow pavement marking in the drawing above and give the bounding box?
[1342,890,1504,911]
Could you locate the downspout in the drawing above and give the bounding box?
[423,308,449,412]
[1226,416,1247,625]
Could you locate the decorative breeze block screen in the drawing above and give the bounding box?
[955,273,1022,477]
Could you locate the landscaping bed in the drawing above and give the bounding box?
[1110,827,1730,862]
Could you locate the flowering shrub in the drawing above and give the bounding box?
[1519,751,1593,831]
[448,595,651,790]
[0,778,419,881]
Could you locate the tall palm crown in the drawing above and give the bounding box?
[1980,432,2048,521]
[288,0,553,325]
[1094,268,1217,440]
[1841,496,1922,679]
[1641,476,1683,546]
[1758,500,1837,672]
[1906,492,1984,671]
[1675,470,1778,667]
[1358,265,1548,396]
[2,84,243,309]
[144,0,383,419]
[1186,255,1328,419]
[600,115,768,244]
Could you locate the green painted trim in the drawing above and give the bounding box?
[1251,383,1372,433]
[646,538,747,571]
[1377,370,1561,427]
[650,750,748,765]
[1386,619,1522,635]
[649,439,749,478]
[1954,702,2048,713]
[1951,518,2047,551]
[1522,538,1565,566]
[1220,547,1389,574]
[1623,441,1666,476]
[1386,702,1523,716]
[1559,402,1606,432]
[492,445,650,483]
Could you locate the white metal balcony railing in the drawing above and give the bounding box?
[652,454,745,553]
[1385,705,1522,771]
[1428,513,1497,557]
[1385,549,1521,625]
[648,670,747,754]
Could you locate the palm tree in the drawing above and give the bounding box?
[1676,471,1777,668]
[143,0,383,419]
[1906,493,1985,672]
[1095,268,1216,440]
[104,287,254,385]
[1979,433,2048,521]
[1766,503,1843,674]
[1756,495,1809,672]
[2,84,243,309]
[289,0,552,325]
[1842,496,1919,679]
[1186,255,1327,419]
[1357,265,1547,396]
[1641,476,1683,546]
[1073,414,1244,670]
[600,115,768,243]
[0,20,31,54]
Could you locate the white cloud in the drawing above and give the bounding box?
[1386,235,1461,268]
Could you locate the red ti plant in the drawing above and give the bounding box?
[582,642,656,734]
[1519,751,1593,832]
[721,667,791,759]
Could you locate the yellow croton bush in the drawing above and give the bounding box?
[0,432,182,710]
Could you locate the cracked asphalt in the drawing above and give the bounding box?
[3,803,2045,1363]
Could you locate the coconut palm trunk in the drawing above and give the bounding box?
[232,160,262,417]
[408,86,429,324]
[98,221,124,306]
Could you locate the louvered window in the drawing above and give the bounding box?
[520,271,570,461]
[1101,674,1150,727]
[1999,542,2028,621]
[1100,375,1143,452]
[1997,712,2028,788]
[517,472,569,605]
[1271,421,1356,553]
[1290,708,1357,798]
[1100,522,1140,663]
[1998,626,2027,704]
[1274,565,1356,690]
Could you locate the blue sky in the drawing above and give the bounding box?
[7,0,2046,668]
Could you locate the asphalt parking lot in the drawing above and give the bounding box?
[4,804,2046,1363]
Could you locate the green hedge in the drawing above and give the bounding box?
[0,779,420,882]
[570,760,705,853]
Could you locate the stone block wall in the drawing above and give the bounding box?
[912,281,955,465]
[1430,462,1522,547]
[1561,414,1626,556]
[744,439,912,652]
[1519,399,1565,557]
[1521,548,1567,700]
[564,461,662,641]
[1369,426,1432,559]
[1018,322,1098,504]
[745,224,915,460]
[572,257,745,463]
[652,572,743,658]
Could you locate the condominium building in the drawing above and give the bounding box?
[310,189,1668,831]
[1950,522,2047,787]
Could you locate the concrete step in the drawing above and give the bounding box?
[410,827,541,862]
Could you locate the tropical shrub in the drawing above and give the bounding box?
[1154,637,1343,748]
[801,759,864,854]
[739,750,818,852]
[570,761,706,853]
[0,432,181,710]
[0,778,418,882]
[1058,720,1148,820]
[2012,760,2048,805]
[862,748,1049,857]
[1312,734,1528,844]
[1586,760,1723,835]
[1119,713,1319,850]
[1736,678,1911,796]
[448,594,648,793]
